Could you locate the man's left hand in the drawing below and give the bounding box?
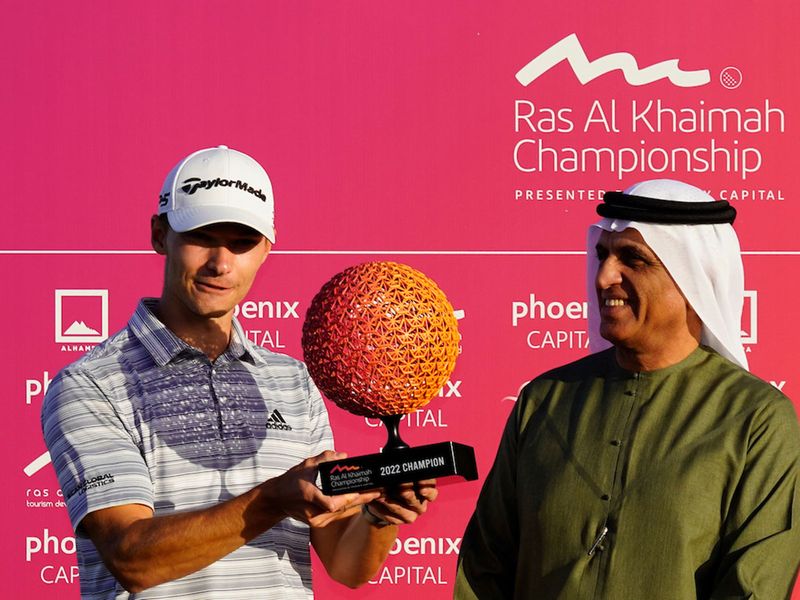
[363,479,438,525]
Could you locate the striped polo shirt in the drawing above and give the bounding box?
[42,299,334,599]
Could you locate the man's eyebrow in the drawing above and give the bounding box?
[598,238,660,262]
[615,240,652,253]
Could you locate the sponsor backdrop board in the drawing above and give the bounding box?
[3,2,798,597]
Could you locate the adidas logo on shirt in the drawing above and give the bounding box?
[266,409,293,431]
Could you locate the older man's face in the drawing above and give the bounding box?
[594,228,694,354]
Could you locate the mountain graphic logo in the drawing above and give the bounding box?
[266,409,293,431]
[516,33,710,88]
[55,289,109,344]
[64,321,101,336]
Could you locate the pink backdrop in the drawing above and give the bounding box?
[4,2,799,597]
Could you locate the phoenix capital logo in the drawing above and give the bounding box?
[516,33,710,88]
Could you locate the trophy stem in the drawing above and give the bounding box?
[380,414,410,451]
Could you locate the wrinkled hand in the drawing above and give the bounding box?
[262,450,381,528]
[364,480,438,526]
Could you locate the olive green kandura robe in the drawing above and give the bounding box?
[455,346,800,599]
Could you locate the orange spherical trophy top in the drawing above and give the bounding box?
[302,261,460,418]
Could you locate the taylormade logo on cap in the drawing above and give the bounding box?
[158,145,276,243]
[180,177,267,202]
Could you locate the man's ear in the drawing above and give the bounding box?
[260,227,276,265]
[261,239,272,265]
[151,215,168,255]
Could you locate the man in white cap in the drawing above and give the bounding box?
[42,146,435,599]
[455,180,800,599]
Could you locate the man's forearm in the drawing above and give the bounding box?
[84,482,284,592]
[84,451,372,593]
[313,483,437,588]
[312,507,399,588]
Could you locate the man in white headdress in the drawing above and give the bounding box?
[455,180,800,599]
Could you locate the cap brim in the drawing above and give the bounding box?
[168,205,275,243]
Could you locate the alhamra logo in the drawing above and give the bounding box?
[516,33,710,88]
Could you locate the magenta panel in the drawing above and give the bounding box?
[3,1,798,597]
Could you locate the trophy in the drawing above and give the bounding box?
[302,261,478,495]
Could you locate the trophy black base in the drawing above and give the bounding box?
[318,441,478,495]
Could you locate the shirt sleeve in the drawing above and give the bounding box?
[711,397,800,599]
[41,366,154,534]
[455,392,522,599]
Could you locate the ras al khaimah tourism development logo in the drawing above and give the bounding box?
[55,289,109,351]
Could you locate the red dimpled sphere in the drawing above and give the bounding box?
[302,262,460,418]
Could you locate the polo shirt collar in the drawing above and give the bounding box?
[130,298,265,367]
[230,317,267,366]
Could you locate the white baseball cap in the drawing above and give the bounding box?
[158,145,275,243]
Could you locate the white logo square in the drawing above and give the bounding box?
[55,289,109,343]
[741,290,757,345]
